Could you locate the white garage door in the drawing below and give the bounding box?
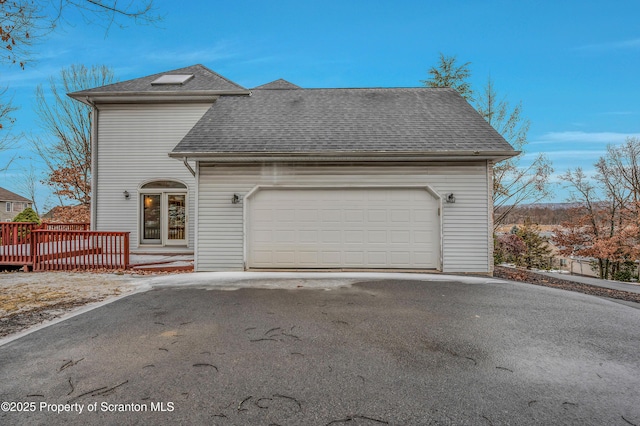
[247,187,440,269]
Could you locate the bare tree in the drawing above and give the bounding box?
[556,168,614,278]
[596,137,640,207]
[476,78,553,228]
[13,163,42,214]
[557,156,639,280]
[0,85,18,170]
[31,64,116,206]
[1,0,161,68]
[422,56,553,228]
[594,137,640,265]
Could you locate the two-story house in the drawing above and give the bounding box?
[69,65,517,274]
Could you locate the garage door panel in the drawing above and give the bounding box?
[390,251,411,265]
[322,251,342,265]
[276,209,296,221]
[391,209,411,222]
[297,209,319,221]
[413,209,432,223]
[345,210,364,222]
[322,230,342,243]
[275,230,296,243]
[321,210,342,222]
[299,230,319,243]
[297,251,318,264]
[367,251,388,265]
[254,230,273,243]
[253,208,274,221]
[345,230,365,243]
[368,210,387,222]
[344,252,364,264]
[274,251,295,264]
[413,251,432,262]
[253,251,273,264]
[413,230,431,244]
[368,230,388,244]
[248,188,439,269]
[391,231,411,244]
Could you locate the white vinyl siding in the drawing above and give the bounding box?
[95,103,212,249]
[196,162,491,273]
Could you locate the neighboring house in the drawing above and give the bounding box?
[553,255,600,278]
[547,239,600,278]
[0,187,33,222]
[69,64,517,274]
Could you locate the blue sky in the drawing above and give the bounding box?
[2,0,640,210]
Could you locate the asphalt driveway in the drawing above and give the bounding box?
[1,274,639,425]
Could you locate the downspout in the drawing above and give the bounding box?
[86,97,98,230]
[487,159,495,275]
[194,161,200,271]
[182,157,196,177]
[182,156,196,269]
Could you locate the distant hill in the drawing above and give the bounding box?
[496,202,580,225]
[521,202,580,210]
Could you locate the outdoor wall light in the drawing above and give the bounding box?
[231,194,241,204]
[445,193,456,203]
[123,190,130,200]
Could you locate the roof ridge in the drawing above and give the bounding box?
[195,64,247,90]
[0,186,32,202]
[69,64,248,97]
[252,86,456,91]
[252,78,301,90]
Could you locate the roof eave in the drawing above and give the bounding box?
[169,150,520,163]
[67,90,251,105]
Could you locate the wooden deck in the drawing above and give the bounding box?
[1,223,129,271]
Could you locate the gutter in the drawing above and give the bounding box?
[168,150,520,163]
[68,90,251,105]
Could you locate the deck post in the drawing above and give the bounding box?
[30,229,37,271]
[124,232,130,269]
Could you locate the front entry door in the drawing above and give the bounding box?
[141,192,187,246]
[166,193,186,246]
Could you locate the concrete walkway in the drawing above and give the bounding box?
[129,253,194,271]
[537,271,640,295]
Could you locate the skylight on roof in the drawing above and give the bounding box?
[151,74,195,85]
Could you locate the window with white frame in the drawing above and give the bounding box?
[5,202,10,212]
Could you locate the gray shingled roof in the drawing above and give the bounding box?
[253,79,301,90]
[0,187,31,203]
[70,64,246,95]
[172,87,515,156]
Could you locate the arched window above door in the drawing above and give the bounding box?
[141,180,187,189]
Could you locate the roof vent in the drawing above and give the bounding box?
[151,74,195,85]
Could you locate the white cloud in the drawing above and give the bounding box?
[576,38,640,52]
[598,111,637,116]
[143,42,241,65]
[532,131,640,145]
[525,149,606,158]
